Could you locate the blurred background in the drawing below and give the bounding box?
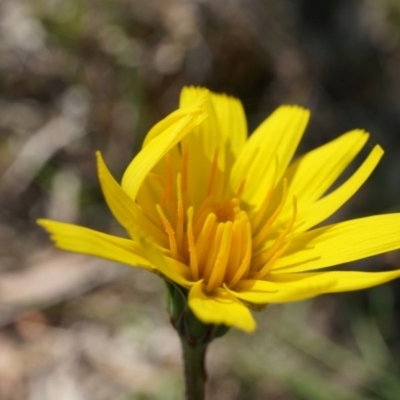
[1,0,400,399]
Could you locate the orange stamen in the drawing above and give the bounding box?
[253,241,292,280]
[187,206,198,281]
[203,223,224,284]
[136,209,169,248]
[206,222,233,292]
[156,204,178,259]
[195,212,217,271]
[228,216,252,287]
[226,218,243,282]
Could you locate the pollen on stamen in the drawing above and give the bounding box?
[156,204,178,259]
[187,206,199,281]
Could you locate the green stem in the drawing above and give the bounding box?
[180,336,208,400]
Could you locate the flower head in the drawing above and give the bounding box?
[38,87,400,332]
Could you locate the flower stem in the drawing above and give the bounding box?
[180,336,207,400]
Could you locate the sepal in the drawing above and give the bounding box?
[165,281,230,346]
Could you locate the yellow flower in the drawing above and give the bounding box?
[38,87,400,333]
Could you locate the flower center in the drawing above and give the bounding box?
[140,147,297,293]
[186,197,252,292]
[213,200,235,223]
[141,148,253,292]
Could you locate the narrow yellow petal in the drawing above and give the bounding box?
[230,268,400,304]
[37,219,152,270]
[225,280,279,304]
[142,107,203,148]
[122,106,207,199]
[131,230,193,287]
[96,152,138,238]
[180,86,247,157]
[231,106,310,206]
[269,270,400,293]
[180,88,220,159]
[273,214,400,273]
[160,257,194,287]
[294,145,383,232]
[285,129,369,204]
[211,93,247,158]
[180,86,209,109]
[261,274,335,302]
[188,281,256,332]
[180,88,244,204]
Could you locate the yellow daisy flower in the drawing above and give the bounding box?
[38,87,400,333]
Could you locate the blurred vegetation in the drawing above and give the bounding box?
[1,0,400,399]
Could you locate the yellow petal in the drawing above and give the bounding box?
[273,214,400,273]
[163,257,194,287]
[180,88,246,204]
[37,219,152,270]
[294,145,383,232]
[211,93,247,158]
[180,88,219,157]
[138,233,193,287]
[180,86,209,109]
[180,89,220,205]
[269,270,400,294]
[188,281,256,332]
[142,106,203,148]
[225,280,279,304]
[230,268,400,304]
[96,152,139,238]
[180,86,247,157]
[121,106,207,199]
[285,129,369,205]
[231,106,310,206]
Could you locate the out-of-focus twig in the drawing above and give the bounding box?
[0,87,89,199]
[0,252,124,326]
